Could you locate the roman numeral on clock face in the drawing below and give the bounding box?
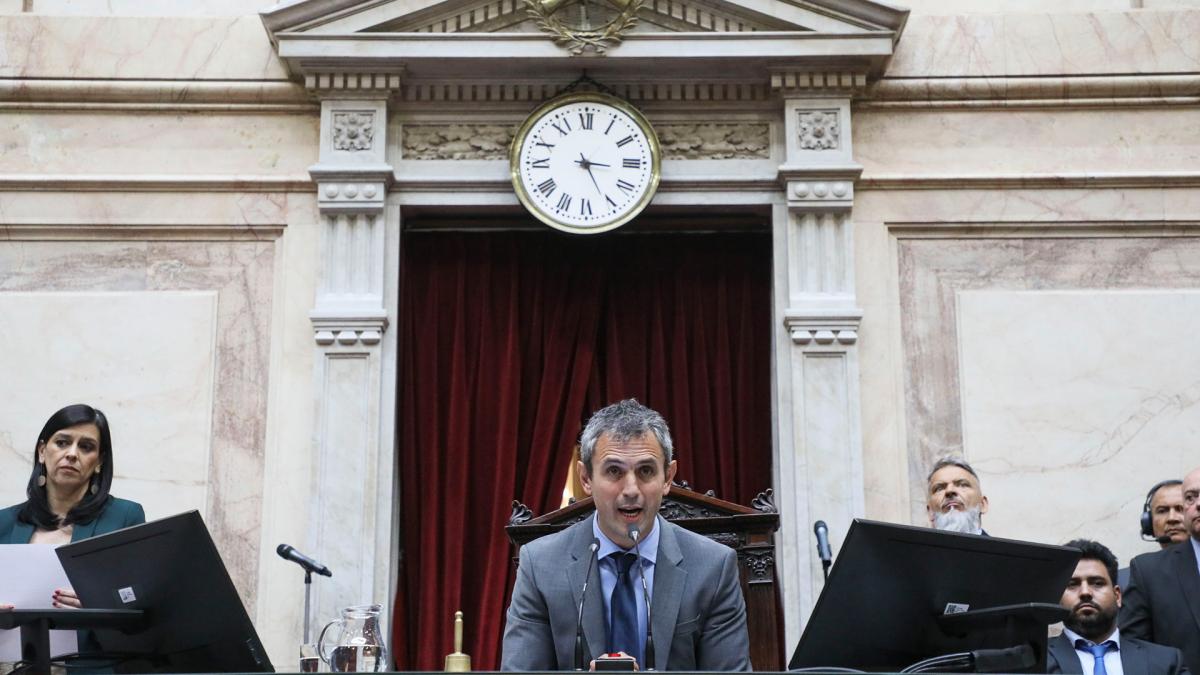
[622,158,641,169]
[531,157,550,169]
[556,193,572,212]
[616,136,634,148]
[616,179,635,194]
[537,178,556,196]
[551,120,572,136]
[580,198,592,216]
[579,112,594,130]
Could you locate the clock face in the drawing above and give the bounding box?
[511,92,660,234]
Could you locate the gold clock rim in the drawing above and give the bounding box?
[509,91,662,235]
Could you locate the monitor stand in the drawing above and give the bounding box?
[0,608,145,673]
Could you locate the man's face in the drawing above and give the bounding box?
[926,465,988,526]
[1061,559,1121,642]
[1184,467,1200,542]
[1149,484,1187,546]
[580,432,677,549]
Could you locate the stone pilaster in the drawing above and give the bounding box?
[771,86,865,651]
[306,73,400,634]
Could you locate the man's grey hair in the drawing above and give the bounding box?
[579,399,674,474]
[927,456,981,486]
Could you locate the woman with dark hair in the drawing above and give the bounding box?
[0,403,145,609]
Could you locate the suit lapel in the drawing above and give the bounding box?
[1048,634,1084,674]
[566,516,607,663]
[650,519,685,672]
[1170,542,1200,632]
[72,517,99,542]
[10,519,35,544]
[1119,637,1147,675]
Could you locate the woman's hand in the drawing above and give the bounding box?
[52,589,82,609]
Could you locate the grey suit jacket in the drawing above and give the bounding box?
[1120,540,1200,675]
[500,514,751,671]
[1045,632,1190,675]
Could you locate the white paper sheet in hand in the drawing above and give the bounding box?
[0,544,80,661]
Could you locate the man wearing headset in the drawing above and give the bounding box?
[1117,480,1187,588]
[1119,465,1200,675]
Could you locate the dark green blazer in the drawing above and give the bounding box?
[0,496,146,670]
[0,496,145,544]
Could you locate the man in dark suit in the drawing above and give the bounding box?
[1120,465,1200,674]
[1047,539,1188,675]
[1117,480,1186,589]
[500,399,750,671]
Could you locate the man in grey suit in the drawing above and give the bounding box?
[1046,539,1188,675]
[1120,465,1200,675]
[500,399,750,671]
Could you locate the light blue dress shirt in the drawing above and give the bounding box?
[592,514,659,656]
[1062,626,1123,675]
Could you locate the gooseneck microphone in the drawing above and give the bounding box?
[628,525,656,671]
[575,538,601,671]
[276,544,333,577]
[813,521,833,580]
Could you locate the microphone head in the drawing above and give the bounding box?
[627,524,641,541]
[814,520,828,535]
[276,543,291,557]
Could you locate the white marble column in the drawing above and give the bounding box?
[306,79,401,635]
[771,90,866,650]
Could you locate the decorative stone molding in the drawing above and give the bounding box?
[771,70,867,96]
[403,124,515,160]
[318,179,388,213]
[396,81,771,104]
[312,318,388,347]
[332,112,376,152]
[783,310,863,346]
[778,167,861,213]
[304,72,404,96]
[796,111,839,150]
[388,0,791,35]
[660,123,770,159]
[401,121,770,161]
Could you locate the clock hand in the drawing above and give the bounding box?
[585,165,603,196]
[587,161,611,168]
[574,154,604,195]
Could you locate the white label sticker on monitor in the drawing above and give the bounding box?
[944,602,969,614]
[118,587,137,603]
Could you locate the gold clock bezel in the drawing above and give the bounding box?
[510,91,661,235]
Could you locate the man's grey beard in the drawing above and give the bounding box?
[933,505,983,534]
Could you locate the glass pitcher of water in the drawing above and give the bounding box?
[318,604,388,672]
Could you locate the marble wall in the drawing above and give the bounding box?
[0,232,281,610]
[894,237,1200,565]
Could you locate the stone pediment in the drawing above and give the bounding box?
[262,0,908,82]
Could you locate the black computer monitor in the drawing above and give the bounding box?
[789,519,1079,672]
[57,510,274,673]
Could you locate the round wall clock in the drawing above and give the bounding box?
[510,92,661,234]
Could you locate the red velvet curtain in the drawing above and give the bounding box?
[393,230,772,670]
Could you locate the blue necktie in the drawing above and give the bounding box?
[609,553,643,668]
[1077,640,1115,675]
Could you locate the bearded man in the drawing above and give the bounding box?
[1047,539,1187,675]
[925,457,989,535]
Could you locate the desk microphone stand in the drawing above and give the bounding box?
[304,569,313,643]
